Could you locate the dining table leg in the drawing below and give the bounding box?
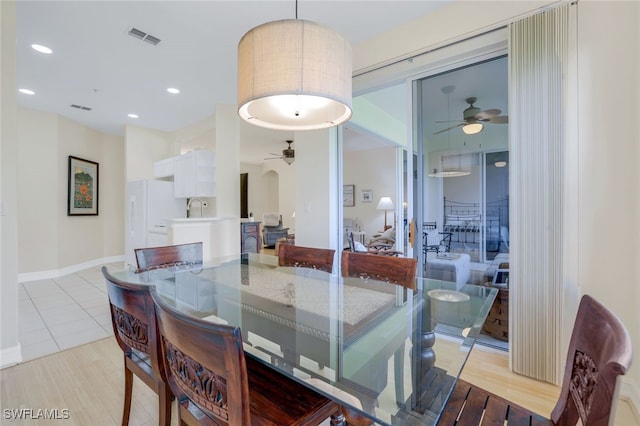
[330,411,346,425]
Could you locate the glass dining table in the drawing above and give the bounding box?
[114,253,497,425]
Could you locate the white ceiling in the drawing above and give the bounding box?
[16,1,508,164]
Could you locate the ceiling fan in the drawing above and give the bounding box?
[264,140,295,165]
[434,97,508,135]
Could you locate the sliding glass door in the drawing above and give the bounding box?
[415,56,509,270]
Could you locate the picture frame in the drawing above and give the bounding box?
[67,155,99,216]
[361,189,373,203]
[343,184,355,207]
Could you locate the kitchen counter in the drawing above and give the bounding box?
[167,217,238,261]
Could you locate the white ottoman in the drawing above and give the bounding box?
[425,253,471,285]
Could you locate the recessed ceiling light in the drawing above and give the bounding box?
[31,44,52,54]
[128,113,139,118]
[19,88,35,95]
[167,87,180,95]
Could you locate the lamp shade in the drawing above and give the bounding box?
[376,197,394,210]
[238,19,353,131]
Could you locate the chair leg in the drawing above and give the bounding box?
[158,382,172,426]
[122,364,133,426]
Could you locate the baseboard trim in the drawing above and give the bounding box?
[620,377,640,422]
[0,343,22,369]
[18,255,125,283]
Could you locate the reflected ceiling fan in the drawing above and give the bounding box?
[264,140,295,165]
[434,97,508,135]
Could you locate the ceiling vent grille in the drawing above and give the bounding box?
[128,27,161,46]
[70,104,92,111]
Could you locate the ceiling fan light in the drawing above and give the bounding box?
[237,19,353,131]
[463,122,483,135]
[495,161,507,168]
[283,156,295,165]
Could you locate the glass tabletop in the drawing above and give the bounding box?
[115,253,497,425]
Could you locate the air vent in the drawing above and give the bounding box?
[70,104,92,111]
[127,27,161,46]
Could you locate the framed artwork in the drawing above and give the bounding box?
[343,184,355,207]
[67,156,99,216]
[361,189,373,203]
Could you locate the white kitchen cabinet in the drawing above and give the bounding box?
[174,150,216,198]
[153,156,177,178]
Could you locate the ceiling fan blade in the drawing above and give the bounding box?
[475,108,501,121]
[435,120,465,124]
[268,152,281,156]
[433,123,464,135]
[488,115,509,124]
[263,156,282,160]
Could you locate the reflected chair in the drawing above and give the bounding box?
[278,244,336,273]
[134,242,203,273]
[339,251,419,425]
[423,222,451,260]
[102,266,172,426]
[441,294,632,425]
[150,289,340,425]
[348,232,401,257]
[341,251,418,291]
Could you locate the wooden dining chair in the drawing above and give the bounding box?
[150,288,340,426]
[441,294,632,425]
[134,241,203,273]
[277,244,336,273]
[101,266,172,426]
[341,251,418,291]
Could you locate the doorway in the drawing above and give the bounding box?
[416,56,509,267]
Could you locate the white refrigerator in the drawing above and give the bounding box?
[125,180,186,269]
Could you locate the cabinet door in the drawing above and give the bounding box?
[173,153,194,198]
[241,222,261,253]
[174,151,216,198]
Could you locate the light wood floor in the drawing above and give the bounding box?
[1,338,637,425]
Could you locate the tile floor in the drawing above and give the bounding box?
[18,262,126,362]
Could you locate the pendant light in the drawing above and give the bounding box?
[237,1,353,131]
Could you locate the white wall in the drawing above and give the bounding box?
[575,0,639,403]
[17,109,59,272]
[125,125,174,182]
[343,146,397,241]
[15,109,125,275]
[294,129,338,249]
[1,0,21,367]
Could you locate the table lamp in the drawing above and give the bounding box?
[376,197,394,230]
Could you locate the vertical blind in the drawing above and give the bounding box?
[509,2,575,384]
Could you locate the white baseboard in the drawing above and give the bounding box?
[620,377,640,422]
[18,255,125,283]
[0,343,22,369]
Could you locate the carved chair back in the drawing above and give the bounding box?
[551,294,632,425]
[151,289,339,426]
[102,266,171,425]
[278,244,336,273]
[134,242,203,273]
[340,251,418,291]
